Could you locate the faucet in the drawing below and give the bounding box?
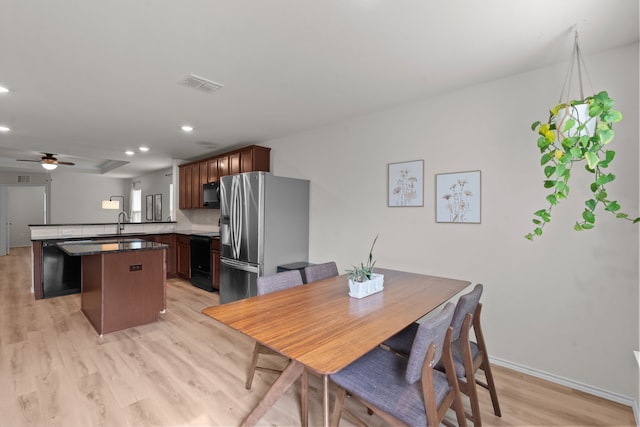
[117,211,129,235]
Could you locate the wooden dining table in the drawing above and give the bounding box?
[201,267,471,427]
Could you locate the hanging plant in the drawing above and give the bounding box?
[525,91,638,240]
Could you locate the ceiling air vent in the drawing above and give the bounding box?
[17,175,31,184]
[182,74,224,93]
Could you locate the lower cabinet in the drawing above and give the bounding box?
[152,233,177,278]
[177,234,191,279]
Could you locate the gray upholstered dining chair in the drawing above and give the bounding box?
[383,283,501,427]
[303,261,339,283]
[245,270,305,390]
[330,302,466,427]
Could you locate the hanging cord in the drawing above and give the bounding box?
[558,30,595,104]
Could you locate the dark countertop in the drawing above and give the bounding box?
[58,239,168,256]
[29,221,177,227]
[31,229,219,241]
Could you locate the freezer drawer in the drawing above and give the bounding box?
[219,257,260,304]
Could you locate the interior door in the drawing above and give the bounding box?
[8,186,45,247]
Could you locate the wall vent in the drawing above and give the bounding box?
[182,74,224,93]
[17,175,31,184]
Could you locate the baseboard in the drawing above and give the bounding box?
[490,356,638,426]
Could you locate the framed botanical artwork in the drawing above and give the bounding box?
[146,195,153,221]
[435,170,481,223]
[388,160,424,207]
[154,194,162,221]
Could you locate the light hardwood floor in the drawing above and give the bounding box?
[0,247,635,427]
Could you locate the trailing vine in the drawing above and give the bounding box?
[525,91,638,240]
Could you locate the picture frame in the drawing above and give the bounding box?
[146,195,153,221]
[154,194,162,221]
[435,170,481,223]
[388,160,424,207]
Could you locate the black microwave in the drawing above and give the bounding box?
[203,182,220,209]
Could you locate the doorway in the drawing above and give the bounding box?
[0,186,46,252]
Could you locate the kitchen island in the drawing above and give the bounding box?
[58,239,167,335]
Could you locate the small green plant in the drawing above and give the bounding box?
[346,235,378,282]
[526,91,638,240]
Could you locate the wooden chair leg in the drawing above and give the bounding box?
[465,372,483,427]
[480,357,501,417]
[460,313,482,427]
[246,342,262,389]
[331,387,347,426]
[473,303,502,417]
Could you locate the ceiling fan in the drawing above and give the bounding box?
[17,153,76,170]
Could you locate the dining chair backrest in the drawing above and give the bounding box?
[257,270,304,296]
[303,262,338,283]
[405,302,455,384]
[449,284,483,341]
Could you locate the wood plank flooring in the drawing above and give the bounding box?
[0,247,635,426]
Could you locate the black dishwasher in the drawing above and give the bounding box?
[190,234,214,292]
[42,240,82,298]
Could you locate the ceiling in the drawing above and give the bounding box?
[0,0,637,178]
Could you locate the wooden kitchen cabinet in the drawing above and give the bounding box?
[178,145,271,210]
[190,163,202,209]
[211,238,220,291]
[152,233,177,278]
[229,152,241,175]
[178,164,191,209]
[241,146,271,172]
[177,234,190,279]
[218,155,229,177]
[207,158,218,183]
[178,162,208,209]
[81,247,165,335]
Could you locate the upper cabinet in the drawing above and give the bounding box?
[207,158,219,183]
[241,146,270,172]
[178,145,271,210]
[218,155,229,178]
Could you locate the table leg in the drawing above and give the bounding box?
[301,369,309,427]
[322,374,330,427]
[241,360,305,427]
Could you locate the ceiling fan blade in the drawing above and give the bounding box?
[16,159,42,162]
[57,161,75,165]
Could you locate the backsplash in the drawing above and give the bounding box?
[176,208,220,231]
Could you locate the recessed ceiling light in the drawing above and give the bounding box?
[139,146,149,152]
[0,126,10,132]
[125,150,135,156]
[181,125,194,132]
[0,86,9,93]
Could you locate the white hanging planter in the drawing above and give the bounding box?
[555,103,596,140]
[348,273,384,299]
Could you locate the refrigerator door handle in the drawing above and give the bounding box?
[220,257,260,274]
[230,175,242,260]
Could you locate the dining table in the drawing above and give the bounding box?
[201,267,471,427]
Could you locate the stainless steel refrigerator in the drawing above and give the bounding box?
[219,172,310,304]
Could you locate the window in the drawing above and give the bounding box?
[131,188,141,222]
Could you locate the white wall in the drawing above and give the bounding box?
[133,167,173,222]
[265,43,639,404]
[49,171,130,223]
